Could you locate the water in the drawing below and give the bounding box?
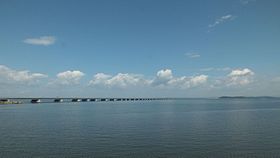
[1,99,280,158]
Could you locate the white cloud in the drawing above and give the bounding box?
[157,69,173,79]
[90,73,149,88]
[23,36,56,46]
[190,75,208,86]
[56,70,85,85]
[89,69,208,89]
[89,73,112,86]
[200,67,231,72]
[154,69,173,84]
[152,69,208,89]
[228,68,254,76]
[152,69,174,86]
[227,68,254,86]
[240,0,256,5]
[107,73,148,88]
[0,65,47,83]
[185,52,201,58]
[209,14,236,28]
[166,75,208,89]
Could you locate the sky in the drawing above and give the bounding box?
[0,0,280,98]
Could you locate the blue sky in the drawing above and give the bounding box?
[0,0,280,97]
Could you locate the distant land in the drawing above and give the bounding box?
[219,96,280,99]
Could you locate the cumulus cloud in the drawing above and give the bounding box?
[185,52,201,58]
[0,65,47,83]
[89,73,149,88]
[89,69,208,89]
[152,69,208,89]
[23,36,56,46]
[227,68,254,86]
[56,70,85,85]
[152,69,173,86]
[228,68,254,76]
[190,75,208,86]
[168,75,208,89]
[157,69,173,80]
[209,14,236,28]
[89,73,112,86]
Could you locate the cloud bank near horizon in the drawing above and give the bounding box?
[1,64,279,97]
[0,65,47,84]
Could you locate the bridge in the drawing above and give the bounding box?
[0,97,172,104]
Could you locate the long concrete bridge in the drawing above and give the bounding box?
[1,97,172,104]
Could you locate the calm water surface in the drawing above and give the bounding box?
[1,99,280,158]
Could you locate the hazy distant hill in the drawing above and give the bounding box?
[219,96,280,99]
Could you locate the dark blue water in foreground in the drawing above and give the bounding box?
[1,99,280,158]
